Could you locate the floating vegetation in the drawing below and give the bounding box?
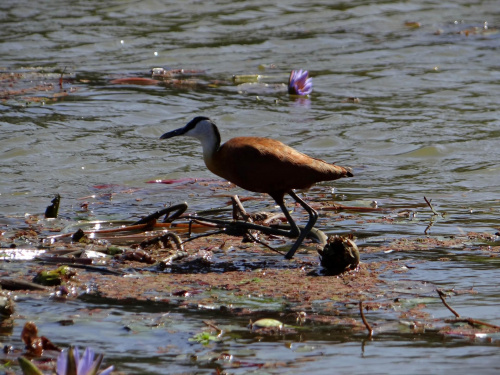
[0,68,77,106]
[33,265,76,286]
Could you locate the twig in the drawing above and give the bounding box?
[437,289,460,317]
[262,213,286,225]
[46,220,198,241]
[59,67,67,89]
[36,256,93,265]
[245,231,284,256]
[445,318,500,330]
[133,203,188,224]
[160,232,184,251]
[161,251,188,265]
[184,228,226,242]
[424,196,440,216]
[321,203,386,212]
[231,195,252,221]
[203,320,224,338]
[140,232,184,251]
[46,222,155,240]
[0,278,48,291]
[189,216,298,238]
[437,289,500,330]
[424,220,435,235]
[59,264,124,275]
[203,320,222,332]
[187,218,285,254]
[359,301,373,337]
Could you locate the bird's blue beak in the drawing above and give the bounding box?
[160,127,186,140]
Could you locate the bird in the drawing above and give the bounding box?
[160,116,353,259]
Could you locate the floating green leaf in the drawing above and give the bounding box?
[18,357,44,375]
[188,331,220,346]
[33,265,74,286]
[251,318,284,329]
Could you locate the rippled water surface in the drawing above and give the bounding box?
[1,0,500,374]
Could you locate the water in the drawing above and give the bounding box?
[1,0,500,373]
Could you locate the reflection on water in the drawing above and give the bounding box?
[1,0,500,373]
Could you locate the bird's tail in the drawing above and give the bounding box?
[343,166,354,177]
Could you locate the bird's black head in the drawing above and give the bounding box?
[185,116,211,131]
[159,116,221,148]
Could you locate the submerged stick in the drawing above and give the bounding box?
[424,196,440,216]
[59,67,67,89]
[187,216,326,252]
[140,232,184,251]
[245,231,284,256]
[231,195,252,221]
[46,220,200,241]
[437,289,500,330]
[203,320,222,333]
[133,203,188,224]
[444,318,500,330]
[423,196,442,234]
[359,301,373,337]
[47,222,159,240]
[0,278,48,291]
[437,289,460,318]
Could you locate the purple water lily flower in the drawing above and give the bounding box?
[288,69,313,96]
[57,347,114,375]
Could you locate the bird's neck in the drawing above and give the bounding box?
[196,129,220,172]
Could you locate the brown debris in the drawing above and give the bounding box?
[21,322,61,357]
[1,70,76,103]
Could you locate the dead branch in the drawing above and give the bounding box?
[424,196,440,216]
[0,278,48,291]
[133,203,188,224]
[444,318,500,330]
[437,289,500,330]
[140,232,184,251]
[321,203,386,212]
[359,301,373,337]
[59,67,67,89]
[47,222,166,241]
[203,320,222,333]
[245,231,284,256]
[424,219,435,235]
[437,289,460,317]
[231,195,252,221]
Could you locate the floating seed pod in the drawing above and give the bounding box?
[318,235,359,274]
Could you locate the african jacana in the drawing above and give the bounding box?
[160,116,353,259]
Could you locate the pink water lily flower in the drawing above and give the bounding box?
[57,347,114,375]
[288,69,313,96]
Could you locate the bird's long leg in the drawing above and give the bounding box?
[187,192,322,256]
[274,198,300,237]
[284,190,319,259]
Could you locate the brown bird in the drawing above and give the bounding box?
[160,116,353,259]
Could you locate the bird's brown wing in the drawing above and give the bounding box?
[212,137,351,195]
